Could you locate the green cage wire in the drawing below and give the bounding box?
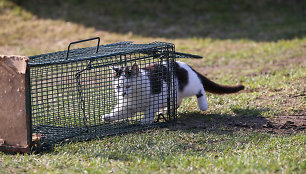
[28,38,178,150]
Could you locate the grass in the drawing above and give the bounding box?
[0,0,305,173]
[1,130,305,173]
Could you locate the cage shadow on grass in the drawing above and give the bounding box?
[173,107,272,133]
[9,0,306,41]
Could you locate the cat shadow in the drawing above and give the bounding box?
[10,0,305,41]
[170,108,272,133]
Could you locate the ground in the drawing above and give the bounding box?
[177,55,305,135]
[0,0,305,173]
[176,114,305,134]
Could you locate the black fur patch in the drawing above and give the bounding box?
[143,64,168,94]
[114,67,123,78]
[196,90,203,98]
[114,66,134,78]
[190,65,244,94]
[174,62,188,92]
[124,66,132,77]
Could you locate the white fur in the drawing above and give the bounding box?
[175,62,208,111]
[104,61,208,124]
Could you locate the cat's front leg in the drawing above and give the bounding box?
[104,104,137,122]
[141,108,158,125]
[103,104,127,122]
[103,113,116,122]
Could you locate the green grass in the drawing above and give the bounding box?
[0,0,305,173]
[1,130,305,173]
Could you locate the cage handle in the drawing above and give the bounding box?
[66,37,100,60]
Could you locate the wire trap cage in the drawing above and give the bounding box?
[0,37,201,152]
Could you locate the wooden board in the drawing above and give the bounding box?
[0,55,31,153]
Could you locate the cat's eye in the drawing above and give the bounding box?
[126,85,130,89]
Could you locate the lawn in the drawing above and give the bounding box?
[0,0,305,173]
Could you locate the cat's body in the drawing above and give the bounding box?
[104,61,244,124]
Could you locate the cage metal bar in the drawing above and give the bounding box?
[66,37,100,60]
[25,63,33,152]
[27,41,180,151]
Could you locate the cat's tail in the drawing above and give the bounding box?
[196,72,245,94]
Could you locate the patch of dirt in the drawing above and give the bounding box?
[172,114,305,134]
[246,56,306,77]
[193,62,244,77]
[275,57,305,67]
[192,56,305,76]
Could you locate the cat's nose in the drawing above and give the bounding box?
[122,92,127,96]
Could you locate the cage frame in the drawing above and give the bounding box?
[0,37,202,153]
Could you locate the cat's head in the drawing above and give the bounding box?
[111,63,140,78]
[110,63,140,97]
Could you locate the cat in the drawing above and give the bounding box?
[104,61,244,124]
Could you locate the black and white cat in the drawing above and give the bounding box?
[104,61,244,124]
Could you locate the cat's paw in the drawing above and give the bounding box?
[103,114,116,122]
[140,117,154,125]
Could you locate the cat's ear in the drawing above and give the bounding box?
[131,63,139,75]
[110,66,121,77]
[110,66,119,71]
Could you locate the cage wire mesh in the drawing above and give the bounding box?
[28,39,177,149]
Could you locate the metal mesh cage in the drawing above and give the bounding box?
[28,38,177,149]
